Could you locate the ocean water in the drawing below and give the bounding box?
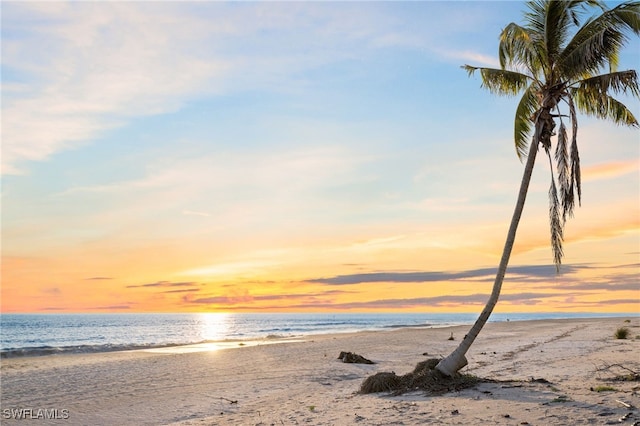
[0,312,632,358]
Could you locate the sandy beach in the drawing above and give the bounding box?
[1,316,638,425]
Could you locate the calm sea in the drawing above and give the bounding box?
[0,312,632,358]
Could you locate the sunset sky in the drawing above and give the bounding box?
[2,1,639,314]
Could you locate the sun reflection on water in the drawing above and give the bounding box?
[141,313,303,354]
[198,312,232,342]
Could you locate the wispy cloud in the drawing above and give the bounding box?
[89,305,132,310]
[53,144,367,228]
[184,289,352,306]
[162,288,202,294]
[552,281,639,292]
[440,49,500,68]
[307,264,587,285]
[2,2,227,174]
[582,160,639,182]
[126,281,198,289]
[555,299,640,308]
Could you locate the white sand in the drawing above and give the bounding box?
[1,317,639,425]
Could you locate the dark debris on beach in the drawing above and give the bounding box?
[338,351,375,364]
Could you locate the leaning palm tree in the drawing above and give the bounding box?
[436,0,639,376]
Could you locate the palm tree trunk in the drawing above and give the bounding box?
[435,122,542,377]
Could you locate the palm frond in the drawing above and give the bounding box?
[571,86,640,126]
[566,1,607,25]
[561,23,626,78]
[513,84,539,160]
[547,152,564,271]
[523,1,610,79]
[525,1,547,34]
[560,2,640,78]
[610,1,640,35]
[575,70,640,98]
[499,23,543,75]
[567,95,582,208]
[544,1,578,69]
[570,138,582,210]
[462,65,532,96]
[555,121,574,221]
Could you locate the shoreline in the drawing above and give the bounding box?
[2,313,636,360]
[2,316,639,425]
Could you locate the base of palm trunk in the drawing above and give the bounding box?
[435,354,468,377]
[360,358,484,395]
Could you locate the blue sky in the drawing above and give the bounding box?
[2,1,639,313]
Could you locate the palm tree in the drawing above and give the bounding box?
[436,0,640,377]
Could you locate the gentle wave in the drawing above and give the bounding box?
[0,340,244,358]
[383,323,434,329]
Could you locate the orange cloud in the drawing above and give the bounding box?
[582,160,639,182]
